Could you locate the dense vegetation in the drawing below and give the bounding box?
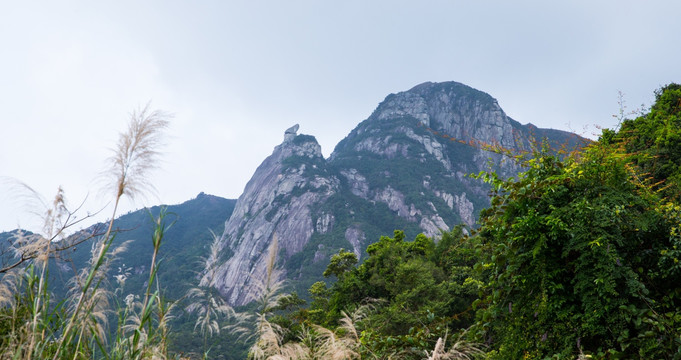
[1,84,680,359]
[54,193,236,302]
[0,106,180,359]
[472,83,681,358]
[260,84,681,359]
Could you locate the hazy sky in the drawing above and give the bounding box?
[1,1,680,233]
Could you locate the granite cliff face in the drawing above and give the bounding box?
[205,81,584,306]
[203,127,340,306]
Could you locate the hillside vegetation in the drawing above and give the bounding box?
[1,84,680,359]
[256,84,681,359]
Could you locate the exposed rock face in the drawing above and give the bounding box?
[284,124,300,142]
[454,192,475,226]
[203,129,339,306]
[344,226,365,259]
[315,212,334,234]
[340,169,370,198]
[374,186,415,221]
[207,81,586,306]
[420,214,449,238]
[365,82,529,177]
[375,82,516,147]
[402,127,452,171]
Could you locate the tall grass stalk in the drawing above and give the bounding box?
[132,208,174,358]
[26,188,65,356]
[51,106,168,360]
[0,106,170,359]
[186,230,236,354]
[424,328,484,360]
[247,234,327,360]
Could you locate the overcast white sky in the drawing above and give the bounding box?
[1,1,680,233]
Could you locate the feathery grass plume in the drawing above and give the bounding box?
[249,315,310,360]
[195,229,223,290]
[186,229,246,354]
[98,104,170,254]
[270,342,310,360]
[249,317,281,360]
[424,328,485,360]
[186,287,233,339]
[337,304,372,344]
[5,186,67,274]
[22,187,72,358]
[113,265,132,294]
[0,179,62,239]
[77,287,111,342]
[0,268,21,308]
[52,105,169,360]
[104,104,170,202]
[310,304,374,360]
[255,234,285,314]
[257,234,284,317]
[248,234,301,359]
[115,295,177,360]
[311,325,359,360]
[8,230,49,269]
[41,186,68,241]
[115,297,150,357]
[69,239,132,293]
[0,178,105,275]
[204,229,222,278]
[65,239,131,349]
[155,295,179,352]
[222,309,253,344]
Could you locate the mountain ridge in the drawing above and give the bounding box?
[45,192,238,301]
[205,81,588,306]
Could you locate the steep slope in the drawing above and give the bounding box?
[53,193,236,301]
[205,126,340,305]
[0,229,35,272]
[206,81,587,306]
[329,81,583,236]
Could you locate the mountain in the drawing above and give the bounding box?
[52,192,236,300]
[0,229,35,272]
[205,81,587,306]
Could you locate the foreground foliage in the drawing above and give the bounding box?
[474,84,681,358]
[3,84,681,359]
[0,107,181,359]
[266,84,681,360]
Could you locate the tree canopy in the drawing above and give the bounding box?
[279,84,681,359]
[474,83,681,358]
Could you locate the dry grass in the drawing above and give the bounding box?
[248,234,298,360]
[0,105,179,360]
[255,234,285,314]
[103,104,169,201]
[52,105,170,359]
[246,238,375,360]
[185,229,258,357]
[308,304,374,360]
[424,329,485,360]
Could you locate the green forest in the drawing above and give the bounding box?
[1,84,681,359]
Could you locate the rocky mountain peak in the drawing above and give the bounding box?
[202,125,337,306]
[279,125,323,159]
[284,123,300,142]
[368,81,517,149]
[205,81,586,307]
